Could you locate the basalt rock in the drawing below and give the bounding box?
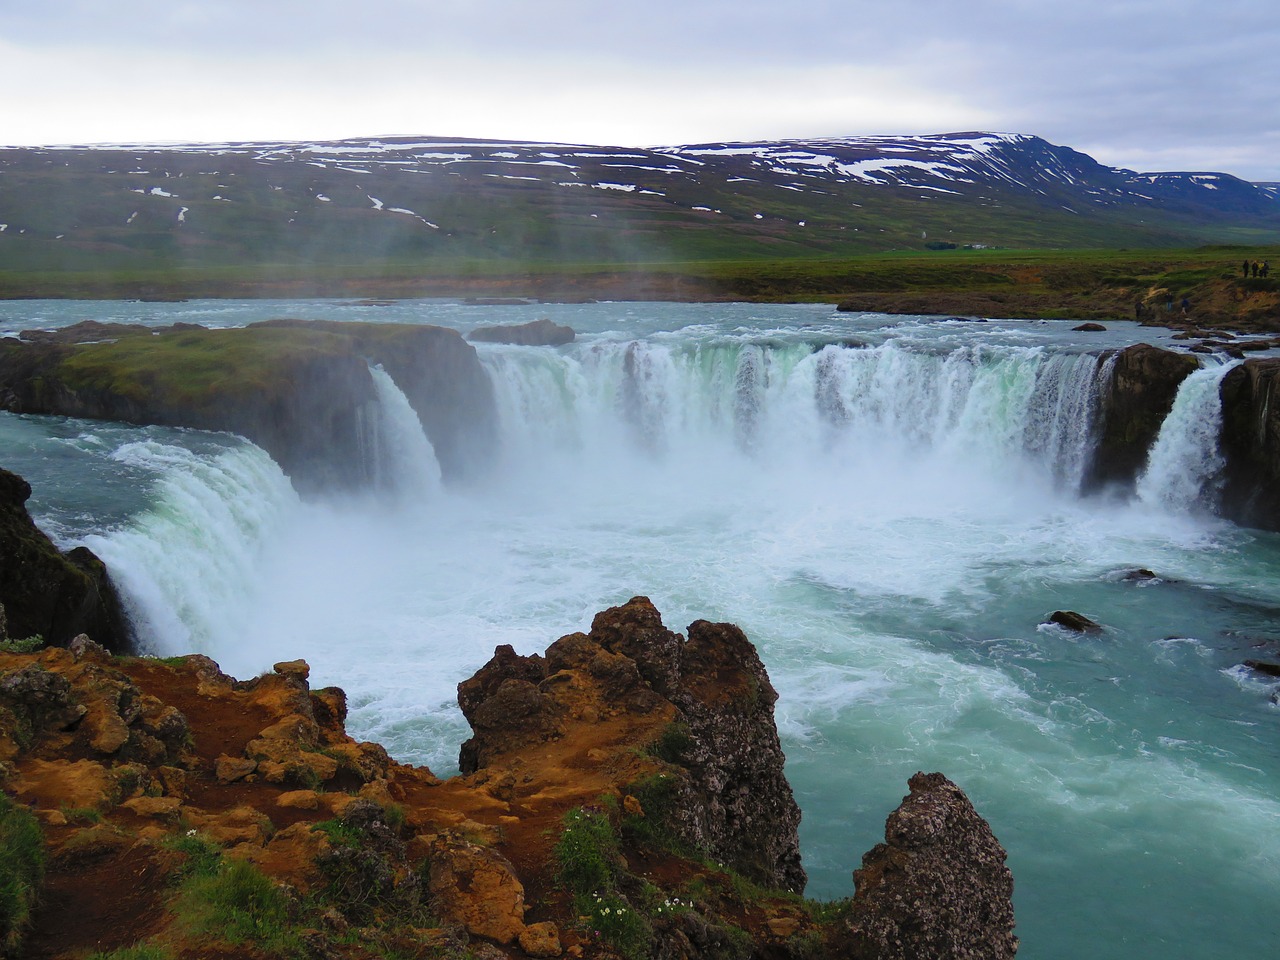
[837,771,1018,960]
[0,467,127,650]
[1046,610,1104,634]
[1083,343,1198,493]
[467,317,576,346]
[1219,357,1280,531]
[0,319,497,492]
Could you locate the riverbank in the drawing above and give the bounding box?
[2,248,1277,333]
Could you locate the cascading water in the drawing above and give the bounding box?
[81,439,299,656]
[483,336,1110,494]
[367,364,443,499]
[1136,358,1240,514]
[5,300,1279,960]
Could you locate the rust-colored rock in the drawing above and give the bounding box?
[214,754,257,784]
[0,600,1016,960]
[519,920,564,957]
[427,836,528,944]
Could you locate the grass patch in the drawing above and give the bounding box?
[554,807,621,897]
[162,830,222,880]
[578,892,651,960]
[0,792,45,957]
[84,944,172,960]
[0,636,43,654]
[646,722,692,765]
[60,805,103,824]
[173,857,297,952]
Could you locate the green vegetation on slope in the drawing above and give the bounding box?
[0,792,45,957]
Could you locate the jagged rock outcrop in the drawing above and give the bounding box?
[458,595,806,893]
[1083,343,1198,493]
[467,318,576,346]
[836,771,1018,960]
[0,468,127,650]
[0,319,497,492]
[1219,357,1280,531]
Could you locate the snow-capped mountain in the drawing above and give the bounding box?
[1,132,1275,270]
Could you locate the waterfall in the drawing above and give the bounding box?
[1136,358,1240,513]
[82,440,299,656]
[1024,351,1114,491]
[478,338,1110,488]
[367,364,443,498]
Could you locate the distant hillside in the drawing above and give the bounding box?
[1,132,1278,278]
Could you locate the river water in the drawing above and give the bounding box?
[1,300,1277,958]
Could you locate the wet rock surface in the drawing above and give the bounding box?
[0,467,127,650]
[1219,357,1280,531]
[1083,343,1198,493]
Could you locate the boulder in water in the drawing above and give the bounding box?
[1119,568,1160,582]
[1243,659,1280,678]
[837,771,1018,960]
[1073,322,1107,332]
[467,318,575,346]
[1046,610,1104,634]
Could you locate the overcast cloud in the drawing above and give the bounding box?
[3,1,1277,180]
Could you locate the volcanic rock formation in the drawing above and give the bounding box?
[0,467,126,650]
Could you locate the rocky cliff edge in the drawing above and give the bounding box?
[0,598,1016,960]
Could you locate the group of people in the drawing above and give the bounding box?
[1243,259,1271,278]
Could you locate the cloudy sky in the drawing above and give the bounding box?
[4,0,1278,180]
